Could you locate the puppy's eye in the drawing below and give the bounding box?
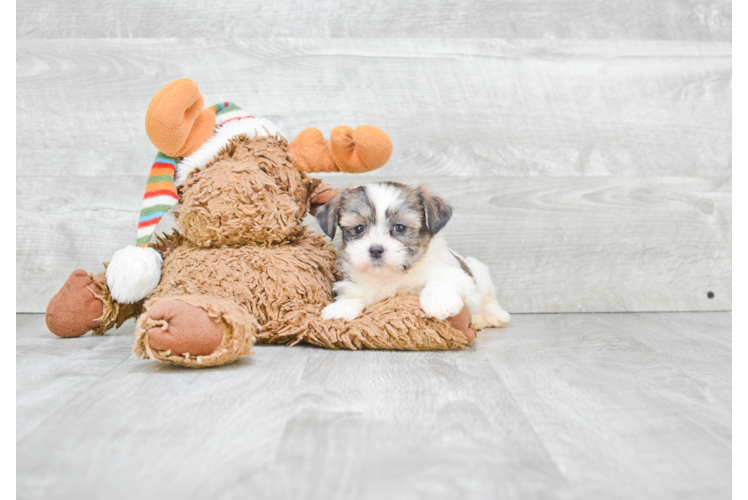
[355,225,366,234]
[394,224,406,233]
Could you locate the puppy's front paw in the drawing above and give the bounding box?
[321,299,365,321]
[419,289,464,320]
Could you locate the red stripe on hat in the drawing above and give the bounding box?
[137,218,161,229]
[152,162,176,172]
[143,189,179,200]
[219,115,255,127]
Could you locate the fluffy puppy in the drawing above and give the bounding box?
[315,182,510,329]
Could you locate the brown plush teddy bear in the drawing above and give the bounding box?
[45,79,475,368]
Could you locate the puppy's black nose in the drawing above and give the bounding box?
[369,245,385,259]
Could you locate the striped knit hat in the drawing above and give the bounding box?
[135,102,254,248]
[136,152,179,247]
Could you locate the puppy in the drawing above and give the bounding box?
[315,182,510,329]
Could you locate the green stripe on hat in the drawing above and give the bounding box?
[148,174,177,184]
[140,204,176,217]
[137,153,180,248]
[136,235,154,246]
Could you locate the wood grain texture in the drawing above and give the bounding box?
[728,43,748,178]
[730,177,748,311]
[732,311,748,361]
[729,44,748,311]
[16,311,731,499]
[17,175,150,314]
[16,0,732,40]
[16,317,138,441]
[732,359,748,498]
[17,175,731,313]
[477,311,731,500]
[17,38,731,178]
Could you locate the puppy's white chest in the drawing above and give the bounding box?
[351,271,429,302]
[379,272,429,297]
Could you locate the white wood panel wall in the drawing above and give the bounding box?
[16,1,731,313]
[728,41,748,310]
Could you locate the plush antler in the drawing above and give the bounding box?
[289,125,393,174]
[145,79,216,158]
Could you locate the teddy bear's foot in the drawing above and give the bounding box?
[46,269,143,338]
[446,307,476,346]
[145,299,224,356]
[133,295,259,368]
[46,270,104,338]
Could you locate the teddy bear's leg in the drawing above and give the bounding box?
[46,269,143,338]
[132,295,259,368]
[271,296,476,351]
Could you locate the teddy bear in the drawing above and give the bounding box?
[44,79,475,368]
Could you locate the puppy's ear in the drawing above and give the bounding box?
[315,192,342,239]
[420,187,453,236]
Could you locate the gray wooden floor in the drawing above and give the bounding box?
[17,312,731,500]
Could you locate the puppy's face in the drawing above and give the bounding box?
[315,182,453,278]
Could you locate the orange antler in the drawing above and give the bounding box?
[289,125,393,174]
[145,79,216,157]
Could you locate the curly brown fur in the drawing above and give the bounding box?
[90,270,143,336]
[152,227,337,327]
[149,230,186,261]
[262,292,469,350]
[176,135,318,247]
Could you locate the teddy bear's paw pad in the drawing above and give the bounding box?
[446,306,476,346]
[146,299,224,356]
[46,269,104,338]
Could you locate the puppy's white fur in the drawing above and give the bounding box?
[318,183,510,328]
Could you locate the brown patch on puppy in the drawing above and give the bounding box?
[450,251,474,278]
[417,185,453,236]
[316,186,380,242]
[315,191,343,239]
[337,187,377,244]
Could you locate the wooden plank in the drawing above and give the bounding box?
[477,312,731,499]
[732,311,748,361]
[728,44,748,311]
[728,43,748,178]
[16,315,136,441]
[17,175,731,313]
[16,0,732,41]
[16,318,573,500]
[16,313,42,329]
[17,175,149,314]
[732,359,748,498]
[16,311,731,499]
[16,38,731,178]
[247,349,573,500]
[729,177,748,311]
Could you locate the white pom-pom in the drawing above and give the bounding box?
[106,245,163,303]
